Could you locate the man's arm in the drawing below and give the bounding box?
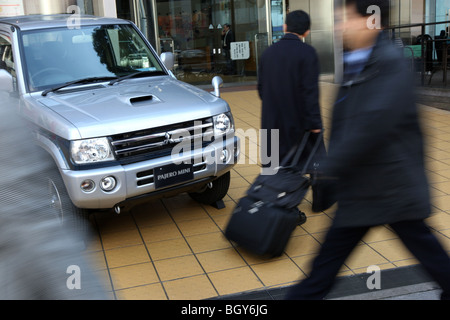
[300,48,322,132]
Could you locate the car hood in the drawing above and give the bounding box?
[34,77,228,140]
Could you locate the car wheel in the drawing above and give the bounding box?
[189,171,230,206]
[47,167,91,237]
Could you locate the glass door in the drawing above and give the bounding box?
[116,0,151,42]
[271,0,287,43]
[155,0,269,85]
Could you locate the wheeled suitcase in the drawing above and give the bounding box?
[224,132,324,258]
[225,196,299,257]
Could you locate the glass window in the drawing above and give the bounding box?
[156,0,268,85]
[0,34,15,76]
[21,24,165,92]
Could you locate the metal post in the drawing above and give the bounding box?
[150,0,161,54]
[266,0,273,46]
[421,24,425,86]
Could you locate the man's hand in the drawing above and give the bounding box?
[310,129,322,133]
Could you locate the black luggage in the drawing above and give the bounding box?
[226,197,299,257]
[225,132,323,257]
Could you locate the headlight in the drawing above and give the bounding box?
[71,138,115,164]
[213,113,234,136]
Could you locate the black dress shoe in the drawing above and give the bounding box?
[297,209,307,226]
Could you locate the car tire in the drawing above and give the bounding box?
[47,165,92,238]
[189,171,230,206]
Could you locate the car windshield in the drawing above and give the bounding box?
[21,24,166,92]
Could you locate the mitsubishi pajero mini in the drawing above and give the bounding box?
[0,15,240,229]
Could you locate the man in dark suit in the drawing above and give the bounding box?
[258,10,323,225]
[222,23,236,75]
[286,0,450,300]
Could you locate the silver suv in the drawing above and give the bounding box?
[0,14,239,227]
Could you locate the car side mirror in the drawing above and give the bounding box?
[160,52,174,71]
[211,76,223,97]
[0,69,13,92]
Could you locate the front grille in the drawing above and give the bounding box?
[110,118,214,164]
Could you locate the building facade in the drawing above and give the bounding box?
[1,0,449,86]
[114,0,339,85]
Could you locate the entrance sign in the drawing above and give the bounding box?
[230,41,250,60]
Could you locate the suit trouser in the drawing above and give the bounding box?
[285,219,450,300]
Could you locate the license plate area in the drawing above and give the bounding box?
[154,162,194,189]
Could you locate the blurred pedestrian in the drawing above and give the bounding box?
[0,95,108,300]
[285,0,450,300]
[258,10,323,225]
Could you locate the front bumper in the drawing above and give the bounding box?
[60,136,240,209]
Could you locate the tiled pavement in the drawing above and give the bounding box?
[84,82,450,300]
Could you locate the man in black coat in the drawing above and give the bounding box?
[286,0,450,300]
[258,10,322,168]
[258,10,323,225]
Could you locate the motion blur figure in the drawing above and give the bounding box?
[0,94,108,299]
[286,0,450,300]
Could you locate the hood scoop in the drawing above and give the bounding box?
[130,95,154,105]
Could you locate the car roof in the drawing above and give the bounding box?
[0,14,130,31]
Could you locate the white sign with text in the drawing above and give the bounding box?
[230,41,250,60]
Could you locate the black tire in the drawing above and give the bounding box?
[189,171,231,205]
[47,165,91,237]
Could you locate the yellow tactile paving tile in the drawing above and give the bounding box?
[208,267,264,296]
[251,259,305,287]
[109,262,159,291]
[84,83,450,300]
[197,248,247,273]
[163,275,218,300]
[115,283,167,300]
[154,255,205,282]
[104,244,151,268]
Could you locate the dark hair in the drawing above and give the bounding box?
[285,10,311,36]
[346,0,391,27]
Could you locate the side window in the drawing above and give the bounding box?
[0,34,15,77]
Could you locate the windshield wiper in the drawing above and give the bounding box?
[41,76,118,96]
[108,70,166,86]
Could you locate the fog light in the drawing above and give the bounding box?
[220,149,229,163]
[100,176,117,192]
[80,179,95,193]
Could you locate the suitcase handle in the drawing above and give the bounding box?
[282,131,324,175]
